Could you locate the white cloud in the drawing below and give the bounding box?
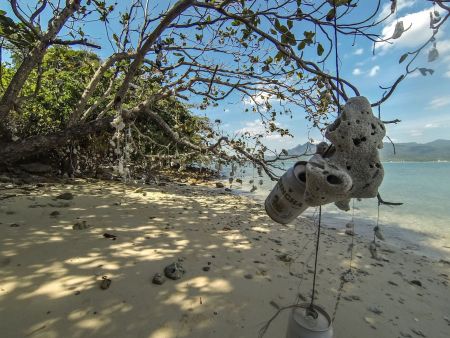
[352,68,362,76]
[409,129,423,137]
[236,119,288,141]
[425,123,438,128]
[429,97,450,109]
[444,70,450,78]
[353,48,364,55]
[377,0,416,23]
[376,6,444,51]
[369,65,380,77]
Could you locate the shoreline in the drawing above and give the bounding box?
[232,186,450,262]
[1,179,449,338]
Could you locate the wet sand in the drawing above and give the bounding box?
[0,179,449,338]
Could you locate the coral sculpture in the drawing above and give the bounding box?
[265,96,386,224]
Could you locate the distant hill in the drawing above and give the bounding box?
[285,139,450,162]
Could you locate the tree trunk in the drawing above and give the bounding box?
[0,115,114,167]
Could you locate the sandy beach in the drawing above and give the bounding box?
[1,179,449,338]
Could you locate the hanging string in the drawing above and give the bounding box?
[349,199,355,270]
[309,205,322,311]
[333,3,341,116]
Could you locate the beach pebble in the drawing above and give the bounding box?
[164,262,185,280]
[50,211,60,217]
[368,306,383,315]
[244,273,253,279]
[202,266,210,272]
[411,328,426,337]
[56,192,74,200]
[215,182,224,188]
[100,277,111,290]
[73,221,90,230]
[277,253,293,263]
[152,273,166,285]
[345,229,355,236]
[410,280,422,287]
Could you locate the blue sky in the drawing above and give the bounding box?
[2,0,450,151]
[201,0,450,151]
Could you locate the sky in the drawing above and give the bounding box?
[202,0,450,151]
[2,0,450,151]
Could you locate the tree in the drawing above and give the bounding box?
[0,0,448,178]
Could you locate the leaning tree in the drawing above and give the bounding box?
[0,0,448,179]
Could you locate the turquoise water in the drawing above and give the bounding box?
[229,162,450,259]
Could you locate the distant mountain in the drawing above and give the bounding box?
[285,139,450,162]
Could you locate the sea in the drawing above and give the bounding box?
[224,161,450,260]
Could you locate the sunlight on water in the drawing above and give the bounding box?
[226,162,450,259]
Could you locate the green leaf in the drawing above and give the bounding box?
[287,20,293,29]
[326,8,336,21]
[399,53,408,63]
[317,43,324,56]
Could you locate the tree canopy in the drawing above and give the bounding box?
[0,0,448,179]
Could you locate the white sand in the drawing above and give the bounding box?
[0,179,449,338]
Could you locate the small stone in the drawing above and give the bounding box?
[222,225,232,231]
[368,306,383,315]
[73,221,90,230]
[9,223,20,227]
[244,274,253,279]
[410,280,422,287]
[345,222,354,229]
[276,253,293,263]
[56,192,74,200]
[224,188,232,192]
[202,266,210,272]
[50,211,60,217]
[215,182,224,188]
[164,262,185,280]
[74,291,81,295]
[152,273,166,285]
[100,277,111,290]
[388,280,398,286]
[345,229,355,236]
[411,328,426,337]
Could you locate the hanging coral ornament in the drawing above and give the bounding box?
[392,21,405,39]
[265,96,386,224]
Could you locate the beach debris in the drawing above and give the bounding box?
[345,229,355,236]
[152,273,166,285]
[100,276,112,290]
[410,280,423,287]
[103,233,117,240]
[133,187,144,193]
[342,269,354,282]
[368,305,383,315]
[73,220,90,230]
[215,182,224,188]
[276,253,293,263]
[411,328,426,337]
[202,266,210,272]
[164,262,185,280]
[364,316,377,330]
[56,192,74,200]
[50,211,60,217]
[369,242,378,259]
[374,226,384,240]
